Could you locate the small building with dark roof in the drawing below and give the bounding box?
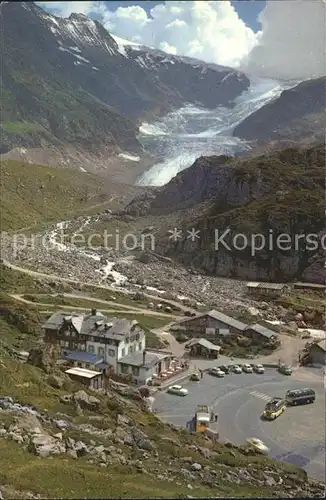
[170,309,247,340]
[307,340,326,366]
[243,323,279,345]
[185,338,221,358]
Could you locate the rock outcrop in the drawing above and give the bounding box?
[233,77,326,144]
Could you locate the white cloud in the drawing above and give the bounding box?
[242,0,326,80]
[38,1,258,68]
[37,2,100,17]
[37,1,325,80]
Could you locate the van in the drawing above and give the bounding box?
[285,388,316,405]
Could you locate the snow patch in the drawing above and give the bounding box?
[92,66,99,71]
[58,46,90,63]
[118,153,140,162]
[69,46,82,53]
[79,167,87,172]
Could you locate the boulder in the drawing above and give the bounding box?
[247,306,260,317]
[28,433,66,457]
[47,374,65,389]
[73,391,101,411]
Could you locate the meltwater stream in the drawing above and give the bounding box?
[136,78,294,186]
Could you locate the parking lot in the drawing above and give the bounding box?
[153,367,325,481]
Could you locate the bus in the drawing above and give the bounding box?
[285,388,316,405]
[262,397,286,420]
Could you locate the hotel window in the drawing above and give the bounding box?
[132,366,139,376]
[81,344,86,351]
[108,349,115,357]
[88,345,95,354]
[129,346,133,354]
[59,340,65,347]
[98,347,105,357]
[121,364,129,374]
[71,330,76,337]
[64,341,69,348]
[121,348,125,357]
[135,333,140,341]
[64,330,70,336]
[138,342,142,351]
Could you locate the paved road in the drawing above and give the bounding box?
[153,368,325,482]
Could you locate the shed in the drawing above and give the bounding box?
[246,282,288,298]
[65,366,104,389]
[293,282,326,292]
[186,338,221,358]
[244,323,278,344]
[308,340,326,366]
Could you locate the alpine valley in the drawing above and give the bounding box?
[0,2,325,499]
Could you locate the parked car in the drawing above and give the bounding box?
[253,364,265,374]
[246,437,270,454]
[232,365,242,374]
[242,363,253,373]
[278,364,292,375]
[219,365,230,374]
[184,310,196,317]
[209,367,225,378]
[190,372,200,381]
[167,385,188,396]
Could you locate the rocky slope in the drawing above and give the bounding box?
[0,2,249,157]
[233,77,325,144]
[122,145,325,283]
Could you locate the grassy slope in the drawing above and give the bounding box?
[0,265,167,350]
[0,160,123,231]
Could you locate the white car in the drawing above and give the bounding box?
[209,367,225,378]
[253,364,265,374]
[246,437,270,455]
[167,384,188,396]
[243,364,253,373]
[232,365,242,374]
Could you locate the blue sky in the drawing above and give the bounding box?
[102,1,265,31]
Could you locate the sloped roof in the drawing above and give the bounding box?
[63,350,104,364]
[316,340,326,352]
[119,351,169,368]
[186,338,221,351]
[42,311,144,341]
[245,323,277,339]
[246,282,287,290]
[176,309,247,331]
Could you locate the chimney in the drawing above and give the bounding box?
[142,350,146,365]
[91,308,97,316]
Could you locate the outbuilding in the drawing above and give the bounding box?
[246,282,289,298]
[65,366,105,390]
[185,338,221,358]
[307,340,326,366]
[244,323,278,345]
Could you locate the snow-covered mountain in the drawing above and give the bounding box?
[1,1,249,154]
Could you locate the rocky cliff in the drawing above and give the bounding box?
[124,145,325,283]
[233,77,326,144]
[0,2,249,155]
